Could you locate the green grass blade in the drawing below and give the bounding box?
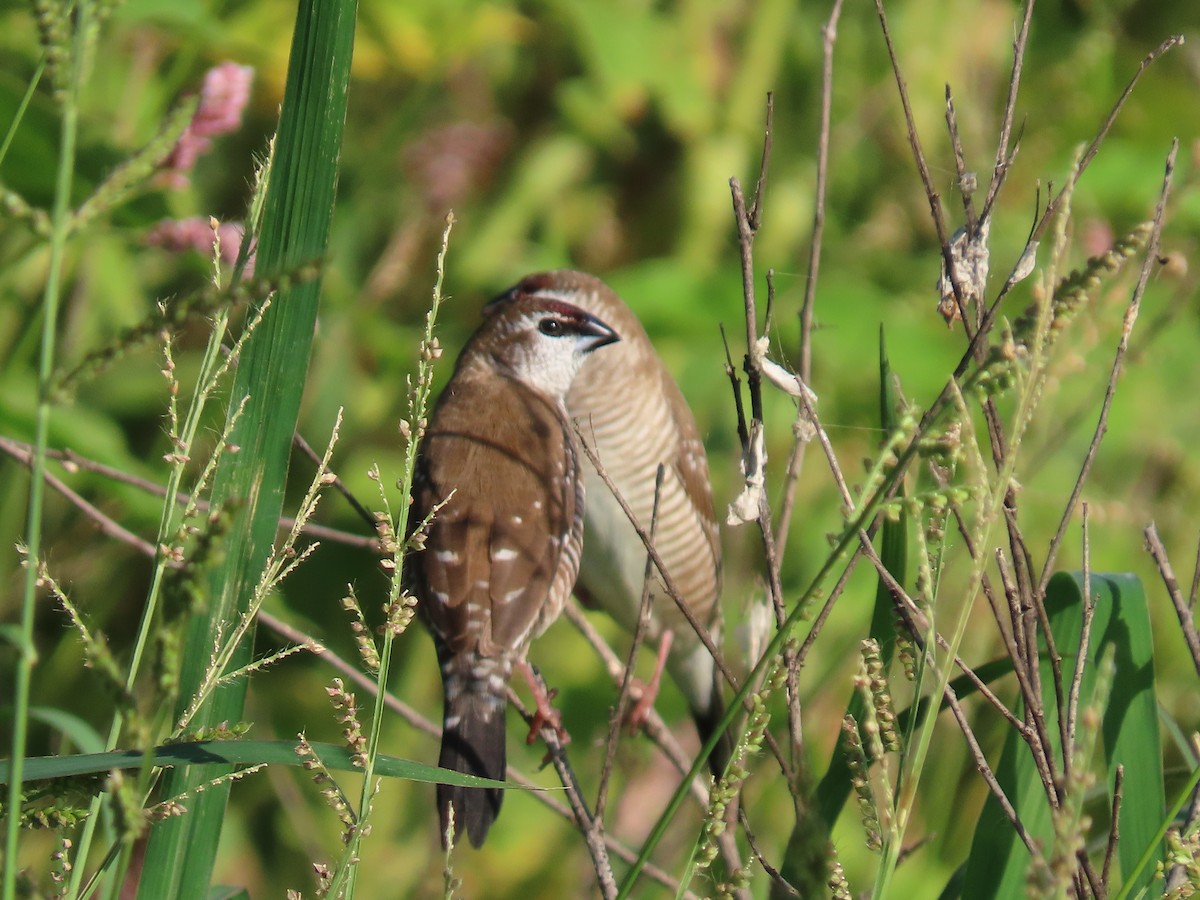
[134,2,358,897]
[1114,758,1200,900]
[0,740,515,791]
[1052,573,1162,895]
[958,572,1162,898]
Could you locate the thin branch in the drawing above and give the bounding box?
[747,92,774,229]
[0,436,160,560]
[596,466,664,821]
[1190,534,1200,610]
[979,0,1036,222]
[776,0,844,553]
[944,85,979,234]
[872,0,971,329]
[293,430,379,534]
[562,601,710,802]
[0,435,377,550]
[1102,765,1124,888]
[1065,504,1098,778]
[1145,523,1200,679]
[941,682,1039,859]
[1026,36,1183,246]
[863,540,1026,736]
[738,806,799,897]
[512,676,617,900]
[1037,139,1177,593]
[572,430,737,693]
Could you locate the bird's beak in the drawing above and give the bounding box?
[578,315,620,352]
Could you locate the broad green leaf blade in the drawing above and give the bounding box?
[28,705,105,755]
[1050,572,1162,895]
[958,572,1162,899]
[136,2,359,897]
[1115,759,1200,900]
[0,740,515,791]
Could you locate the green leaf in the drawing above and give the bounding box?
[958,572,1162,898]
[135,2,359,897]
[28,705,105,755]
[0,740,516,791]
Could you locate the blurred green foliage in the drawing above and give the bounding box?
[2,0,1199,896]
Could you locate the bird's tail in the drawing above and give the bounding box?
[693,683,735,778]
[438,655,509,848]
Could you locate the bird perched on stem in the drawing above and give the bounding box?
[409,284,619,848]
[489,271,731,775]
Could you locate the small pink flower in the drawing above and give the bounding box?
[192,62,255,138]
[144,216,254,274]
[162,62,255,189]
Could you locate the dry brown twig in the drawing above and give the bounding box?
[775,0,844,556]
[1144,523,1200,679]
[595,466,664,823]
[510,673,617,900]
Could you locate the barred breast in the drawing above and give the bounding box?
[553,272,724,731]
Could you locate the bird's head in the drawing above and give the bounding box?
[478,280,620,398]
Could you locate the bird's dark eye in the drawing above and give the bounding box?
[539,318,565,337]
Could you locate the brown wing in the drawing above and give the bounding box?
[411,370,581,660]
[660,370,722,625]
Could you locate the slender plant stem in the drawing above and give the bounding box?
[0,59,45,170]
[4,8,89,896]
[333,214,452,898]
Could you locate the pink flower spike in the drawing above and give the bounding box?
[162,62,255,188]
[192,62,255,138]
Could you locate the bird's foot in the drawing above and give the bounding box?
[516,659,571,747]
[625,630,673,733]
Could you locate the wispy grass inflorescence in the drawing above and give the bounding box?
[49,835,72,899]
[52,264,311,399]
[29,553,133,716]
[1159,820,1200,897]
[326,678,369,769]
[827,847,852,900]
[1,185,51,236]
[296,733,357,840]
[141,763,266,824]
[696,643,791,886]
[172,411,340,735]
[340,588,381,674]
[442,807,462,899]
[859,639,901,754]
[71,96,198,232]
[319,213,455,899]
[842,713,882,852]
[849,407,919,523]
[1012,221,1153,351]
[31,0,72,101]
